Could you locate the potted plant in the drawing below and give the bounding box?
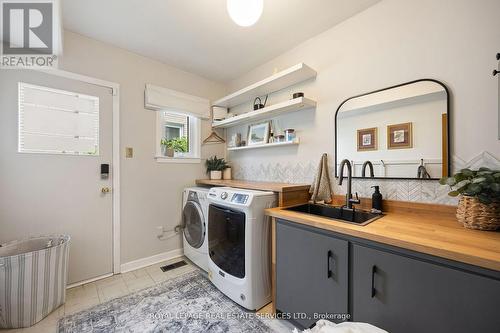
[205,156,228,180]
[160,137,188,157]
[440,168,500,230]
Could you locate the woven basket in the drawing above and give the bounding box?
[456,196,500,231]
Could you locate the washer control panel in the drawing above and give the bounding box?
[231,193,249,204]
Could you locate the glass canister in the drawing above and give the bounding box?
[275,135,285,143]
[285,129,296,142]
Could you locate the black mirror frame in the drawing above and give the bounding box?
[334,78,451,180]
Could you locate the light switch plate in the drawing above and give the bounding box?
[125,147,133,158]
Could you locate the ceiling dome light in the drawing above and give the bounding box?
[227,0,263,27]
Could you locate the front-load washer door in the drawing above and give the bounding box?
[208,204,246,278]
[183,201,205,249]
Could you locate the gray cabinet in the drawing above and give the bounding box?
[276,219,349,328]
[352,244,500,333]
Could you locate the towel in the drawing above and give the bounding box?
[310,153,333,203]
[294,320,388,333]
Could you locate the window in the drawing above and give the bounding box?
[165,124,182,140]
[156,111,200,162]
[18,83,99,155]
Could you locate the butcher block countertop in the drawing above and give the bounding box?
[266,200,500,272]
[195,179,311,206]
[195,179,310,192]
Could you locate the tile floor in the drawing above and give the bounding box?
[2,257,200,333]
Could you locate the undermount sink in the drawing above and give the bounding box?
[285,203,383,226]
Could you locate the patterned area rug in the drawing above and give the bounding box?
[58,270,285,332]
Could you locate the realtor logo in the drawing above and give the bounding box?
[1,0,57,68]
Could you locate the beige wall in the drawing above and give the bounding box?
[59,31,226,265]
[226,0,500,203]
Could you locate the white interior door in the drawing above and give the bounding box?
[0,70,114,285]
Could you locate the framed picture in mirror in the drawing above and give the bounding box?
[357,127,377,151]
[387,122,413,149]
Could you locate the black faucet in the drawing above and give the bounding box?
[338,159,360,210]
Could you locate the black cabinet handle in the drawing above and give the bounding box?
[371,265,377,298]
[327,250,333,278]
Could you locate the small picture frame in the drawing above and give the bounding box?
[387,122,413,149]
[247,122,270,146]
[357,127,377,151]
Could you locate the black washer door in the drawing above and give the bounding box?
[208,204,246,278]
[183,201,205,249]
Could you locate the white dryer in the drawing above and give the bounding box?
[182,187,210,272]
[207,187,277,310]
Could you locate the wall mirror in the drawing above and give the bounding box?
[335,79,450,180]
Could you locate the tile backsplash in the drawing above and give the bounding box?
[231,151,499,206]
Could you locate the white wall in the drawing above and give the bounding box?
[59,31,226,265]
[226,0,500,204]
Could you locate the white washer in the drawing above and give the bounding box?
[182,187,210,272]
[207,187,277,310]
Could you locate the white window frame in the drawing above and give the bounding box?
[155,111,201,164]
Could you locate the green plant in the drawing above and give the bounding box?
[160,137,188,153]
[439,168,500,204]
[205,155,228,174]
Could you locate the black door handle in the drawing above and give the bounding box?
[371,265,377,298]
[327,250,333,278]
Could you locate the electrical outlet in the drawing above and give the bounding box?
[156,226,165,240]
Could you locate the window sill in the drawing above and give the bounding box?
[155,156,201,164]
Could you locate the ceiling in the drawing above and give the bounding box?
[62,0,380,83]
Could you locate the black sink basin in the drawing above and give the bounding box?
[285,203,383,226]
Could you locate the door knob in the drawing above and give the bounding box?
[101,187,111,194]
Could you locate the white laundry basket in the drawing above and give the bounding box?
[0,235,70,329]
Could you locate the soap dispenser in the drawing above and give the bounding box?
[371,186,383,213]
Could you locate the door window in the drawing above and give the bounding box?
[18,83,99,155]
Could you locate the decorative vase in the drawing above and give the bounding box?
[210,170,222,180]
[223,168,232,180]
[456,196,500,231]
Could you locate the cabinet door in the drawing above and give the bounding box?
[276,219,348,328]
[353,244,500,333]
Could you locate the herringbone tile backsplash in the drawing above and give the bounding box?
[231,151,499,206]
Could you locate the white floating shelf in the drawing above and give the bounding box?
[212,63,317,108]
[228,139,300,151]
[212,97,316,129]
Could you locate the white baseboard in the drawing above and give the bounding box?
[120,248,183,274]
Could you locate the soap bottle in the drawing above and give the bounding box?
[371,186,383,213]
